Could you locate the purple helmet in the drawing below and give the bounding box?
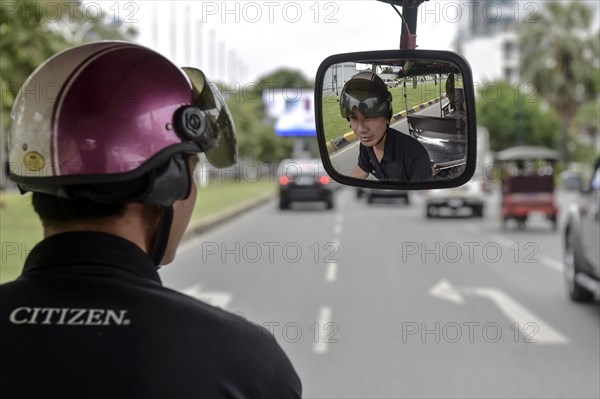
[8,41,237,205]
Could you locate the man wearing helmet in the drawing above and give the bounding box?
[340,72,433,181]
[0,42,301,398]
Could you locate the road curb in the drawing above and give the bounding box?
[182,190,276,242]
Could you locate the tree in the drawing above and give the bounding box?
[519,1,599,163]
[477,82,561,151]
[255,68,313,92]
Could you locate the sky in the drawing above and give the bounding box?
[109,1,461,83]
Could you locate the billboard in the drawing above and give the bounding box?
[263,89,316,137]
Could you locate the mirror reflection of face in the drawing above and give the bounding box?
[349,108,388,148]
[321,57,472,184]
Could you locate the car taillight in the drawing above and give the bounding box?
[279,176,290,185]
[319,175,332,185]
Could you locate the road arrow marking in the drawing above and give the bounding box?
[429,279,465,304]
[430,279,569,344]
[182,284,232,309]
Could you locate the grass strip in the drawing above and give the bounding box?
[0,179,276,283]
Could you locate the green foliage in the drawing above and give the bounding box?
[570,139,599,166]
[520,1,598,114]
[1,1,66,130]
[255,68,313,91]
[519,1,599,162]
[574,100,600,136]
[476,82,561,151]
[0,192,43,283]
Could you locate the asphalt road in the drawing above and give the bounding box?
[160,187,600,399]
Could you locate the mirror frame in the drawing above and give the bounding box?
[314,49,477,190]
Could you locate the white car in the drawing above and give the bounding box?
[384,79,397,88]
[425,180,486,218]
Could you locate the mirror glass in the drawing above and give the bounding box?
[319,57,470,185]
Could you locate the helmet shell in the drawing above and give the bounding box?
[339,72,392,119]
[9,41,197,185]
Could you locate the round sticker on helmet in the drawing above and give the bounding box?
[24,151,45,172]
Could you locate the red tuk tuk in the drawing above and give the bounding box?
[495,146,560,230]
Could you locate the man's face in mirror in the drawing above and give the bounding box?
[348,108,388,148]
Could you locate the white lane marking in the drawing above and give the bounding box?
[492,235,563,273]
[540,256,563,272]
[313,306,333,354]
[328,201,344,283]
[181,284,232,309]
[430,279,569,345]
[335,212,344,226]
[325,262,338,283]
[333,224,343,236]
[492,234,516,249]
[463,223,480,234]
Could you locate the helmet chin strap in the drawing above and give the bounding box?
[150,205,174,267]
[374,128,388,147]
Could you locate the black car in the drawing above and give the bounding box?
[563,158,600,302]
[278,159,335,210]
[356,187,410,204]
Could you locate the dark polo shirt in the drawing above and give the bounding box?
[0,232,301,399]
[358,127,433,181]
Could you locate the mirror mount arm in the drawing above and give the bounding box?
[381,0,427,50]
[399,4,419,50]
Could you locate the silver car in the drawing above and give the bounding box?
[563,158,600,302]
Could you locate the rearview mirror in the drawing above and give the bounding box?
[315,50,477,190]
